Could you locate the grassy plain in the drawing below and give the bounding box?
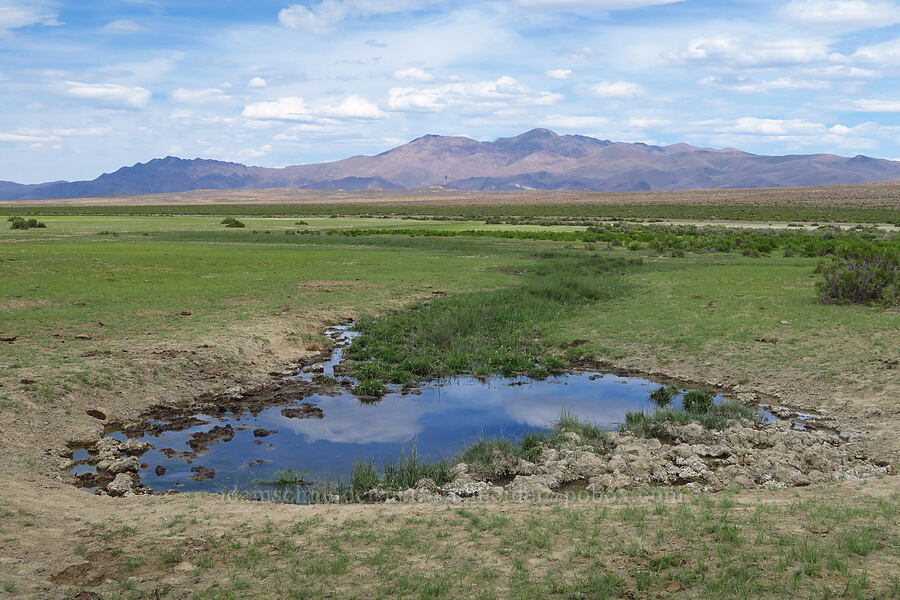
[0,205,898,599]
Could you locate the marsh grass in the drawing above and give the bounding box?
[622,401,758,439]
[347,252,641,395]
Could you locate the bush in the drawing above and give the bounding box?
[817,245,899,305]
[682,390,714,414]
[649,385,678,406]
[9,217,45,230]
[221,217,246,228]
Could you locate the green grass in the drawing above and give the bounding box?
[621,401,759,439]
[345,252,641,393]
[89,489,895,599]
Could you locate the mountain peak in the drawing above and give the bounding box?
[3,129,900,200]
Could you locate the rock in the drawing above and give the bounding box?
[154,465,166,476]
[253,428,278,437]
[85,409,106,420]
[97,456,139,474]
[189,466,216,481]
[280,404,324,419]
[504,475,557,500]
[120,440,149,455]
[187,424,235,453]
[107,473,134,496]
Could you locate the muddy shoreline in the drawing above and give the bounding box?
[58,323,890,501]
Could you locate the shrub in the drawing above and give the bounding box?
[817,245,899,305]
[221,217,246,228]
[649,385,678,406]
[682,390,714,414]
[9,217,45,230]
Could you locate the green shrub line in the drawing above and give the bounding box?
[295,222,899,260]
[621,401,759,439]
[347,252,641,397]
[5,201,900,224]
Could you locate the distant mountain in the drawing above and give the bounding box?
[4,128,900,200]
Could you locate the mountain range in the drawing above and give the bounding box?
[4,128,900,200]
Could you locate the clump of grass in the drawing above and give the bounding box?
[221,217,246,228]
[649,385,679,406]
[682,390,715,414]
[817,245,898,305]
[622,400,757,439]
[270,469,308,486]
[351,444,452,495]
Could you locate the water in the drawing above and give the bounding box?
[74,324,769,498]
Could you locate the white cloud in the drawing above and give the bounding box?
[278,1,347,34]
[171,87,229,103]
[724,117,826,136]
[248,76,267,88]
[388,76,562,112]
[242,94,384,120]
[103,19,144,33]
[590,80,645,98]
[851,36,900,66]
[514,0,684,10]
[847,99,900,111]
[243,96,311,120]
[700,76,830,93]
[545,69,572,80]
[63,81,151,108]
[0,132,61,143]
[319,94,385,118]
[278,0,439,34]
[668,36,834,68]
[0,1,60,33]
[393,67,434,81]
[779,0,900,31]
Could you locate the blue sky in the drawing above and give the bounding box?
[2,0,900,183]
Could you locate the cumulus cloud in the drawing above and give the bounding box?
[393,67,434,81]
[171,87,229,103]
[63,81,151,108]
[242,94,384,121]
[545,69,573,80]
[388,76,562,112]
[779,0,900,31]
[248,76,267,88]
[590,80,645,98]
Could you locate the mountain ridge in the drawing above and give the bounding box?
[4,129,900,200]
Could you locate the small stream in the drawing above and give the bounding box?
[72,324,780,501]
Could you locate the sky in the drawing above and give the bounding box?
[2,0,900,183]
